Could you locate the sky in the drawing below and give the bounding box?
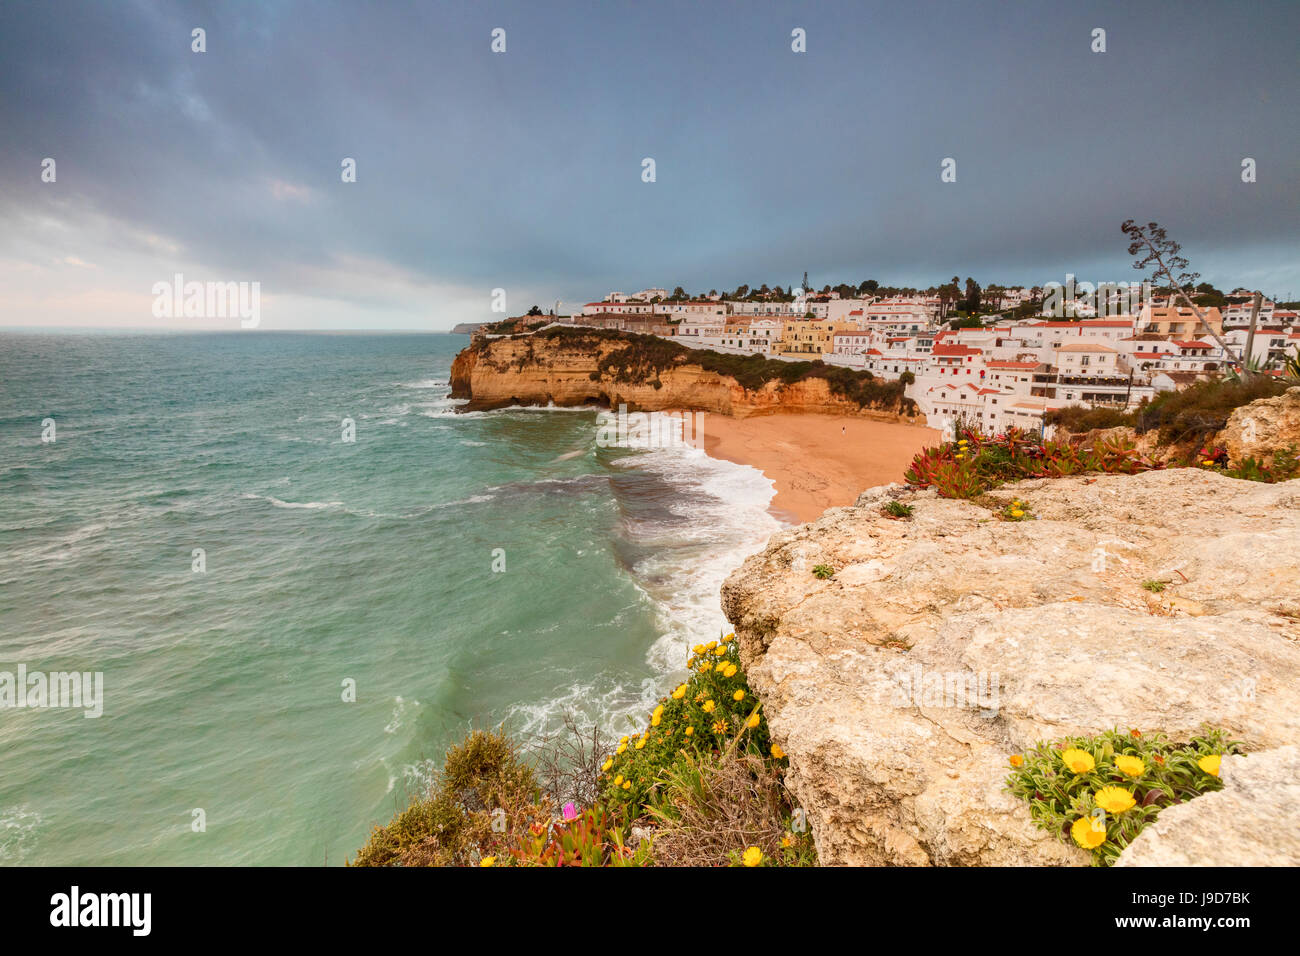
[1,0,1297,331]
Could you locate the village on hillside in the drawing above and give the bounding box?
[496,281,1300,435]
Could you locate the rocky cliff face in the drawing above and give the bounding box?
[449,331,920,421]
[721,469,1300,866]
[1222,386,1300,465]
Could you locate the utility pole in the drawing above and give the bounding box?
[1243,291,1262,372]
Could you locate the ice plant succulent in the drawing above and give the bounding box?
[1061,748,1095,774]
[1071,816,1106,850]
[1007,727,1243,866]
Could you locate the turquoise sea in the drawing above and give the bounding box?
[0,331,781,865]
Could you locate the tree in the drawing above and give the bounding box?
[526,305,543,316]
[1121,220,1239,365]
[963,277,982,313]
[670,286,687,301]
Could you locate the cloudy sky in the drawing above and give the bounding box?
[2,0,1297,330]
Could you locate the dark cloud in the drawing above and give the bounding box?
[2,0,1297,327]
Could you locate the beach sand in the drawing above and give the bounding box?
[697,413,942,524]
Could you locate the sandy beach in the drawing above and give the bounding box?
[697,413,942,524]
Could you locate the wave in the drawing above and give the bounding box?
[615,443,783,676]
[0,805,42,864]
[397,378,448,389]
[240,492,497,519]
[504,440,784,743]
[243,494,344,510]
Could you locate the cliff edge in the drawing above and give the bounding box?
[721,469,1300,865]
[449,328,921,420]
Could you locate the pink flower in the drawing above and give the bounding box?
[562,802,578,822]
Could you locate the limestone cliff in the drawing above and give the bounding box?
[721,469,1300,866]
[449,328,922,421]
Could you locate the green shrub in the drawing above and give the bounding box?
[1046,404,1134,432]
[1136,376,1288,445]
[882,501,914,519]
[350,728,544,867]
[1006,727,1243,866]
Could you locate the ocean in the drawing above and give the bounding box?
[0,331,781,865]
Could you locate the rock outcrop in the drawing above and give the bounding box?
[1115,746,1300,867]
[449,329,921,421]
[721,469,1300,866]
[1221,386,1300,465]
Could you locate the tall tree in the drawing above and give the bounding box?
[1121,220,1239,364]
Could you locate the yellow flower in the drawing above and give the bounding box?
[1008,754,1024,768]
[652,704,664,718]
[746,713,760,729]
[672,684,687,699]
[1198,754,1221,776]
[714,645,727,657]
[742,846,762,867]
[635,737,646,750]
[617,743,627,755]
[1010,509,1024,518]
[1070,816,1106,849]
[733,690,745,702]
[706,641,717,650]
[651,715,661,727]
[622,780,631,790]
[613,775,623,786]
[1114,755,1144,777]
[712,720,727,734]
[601,758,613,772]
[1094,787,1136,814]
[480,856,496,867]
[692,644,705,655]
[1061,748,1095,774]
[954,453,965,460]
[1202,459,1215,466]
[770,744,785,759]
[780,835,793,848]
[699,661,713,673]
[619,736,628,745]
[702,700,715,713]
[723,663,738,678]
[685,726,694,737]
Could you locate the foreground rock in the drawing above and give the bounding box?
[1221,386,1300,466]
[721,469,1300,866]
[1115,746,1300,867]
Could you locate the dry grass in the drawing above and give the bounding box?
[643,747,793,867]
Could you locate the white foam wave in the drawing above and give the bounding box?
[398,378,448,389]
[621,443,784,676]
[244,494,344,510]
[0,805,42,864]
